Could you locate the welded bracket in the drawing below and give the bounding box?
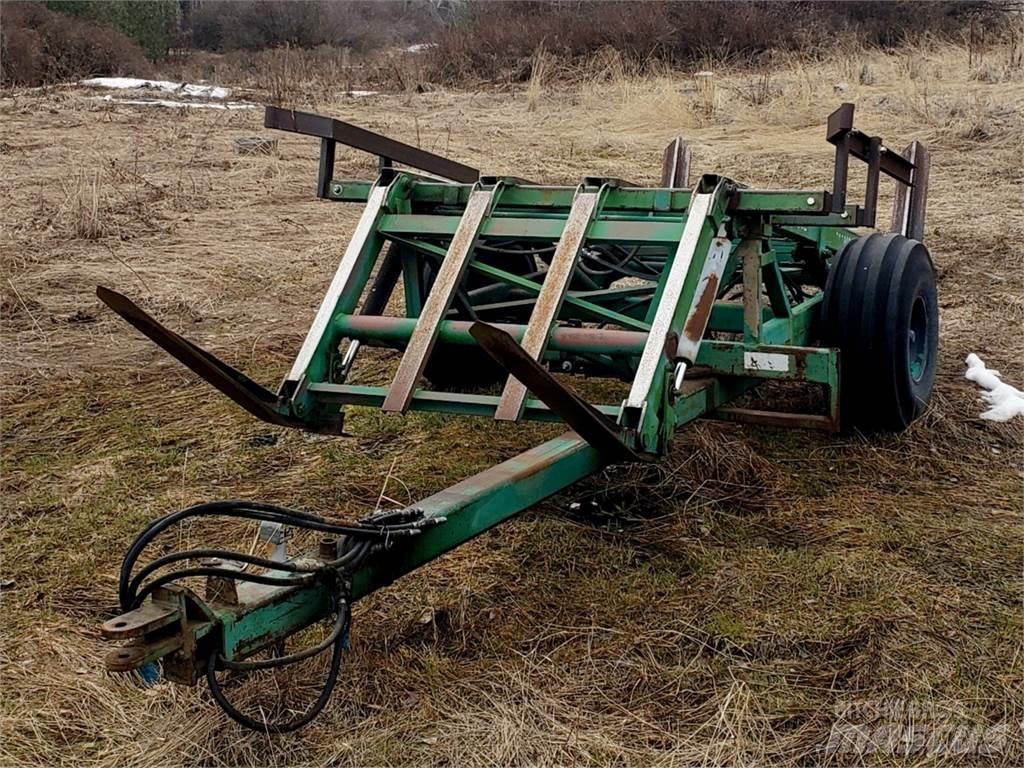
[620,175,732,452]
[826,102,919,229]
[102,585,216,684]
[265,106,480,188]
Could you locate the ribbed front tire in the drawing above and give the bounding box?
[821,233,939,432]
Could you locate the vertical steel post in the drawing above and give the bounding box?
[891,140,930,241]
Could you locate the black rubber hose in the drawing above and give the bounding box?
[219,605,348,671]
[126,549,320,608]
[129,536,375,606]
[118,501,422,608]
[131,567,315,609]
[205,607,349,734]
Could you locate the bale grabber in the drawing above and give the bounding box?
[96,102,936,731]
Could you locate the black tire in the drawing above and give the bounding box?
[821,232,939,432]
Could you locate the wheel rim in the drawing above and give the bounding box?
[907,295,929,383]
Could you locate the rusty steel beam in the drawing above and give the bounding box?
[383,189,494,412]
[660,137,691,188]
[710,407,839,432]
[471,323,647,463]
[265,106,480,183]
[334,314,650,355]
[891,140,930,241]
[826,103,914,185]
[495,191,599,422]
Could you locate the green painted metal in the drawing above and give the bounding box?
[308,382,622,420]
[622,177,732,453]
[106,159,867,677]
[220,578,333,661]
[189,432,608,663]
[329,178,833,215]
[383,235,653,332]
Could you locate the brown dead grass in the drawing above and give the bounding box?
[1,41,1022,766]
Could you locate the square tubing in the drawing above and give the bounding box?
[891,140,930,241]
[265,106,480,183]
[495,190,600,421]
[741,239,764,344]
[660,137,691,188]
[382,188,494,412]
[317,138,336,199]
[622,177,730,450]
[283,181,391,392]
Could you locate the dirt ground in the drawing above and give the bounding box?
[2,44,1022,766]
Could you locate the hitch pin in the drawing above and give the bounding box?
[337,340,360,382]
[673,361,688,393]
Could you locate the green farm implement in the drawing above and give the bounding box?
[97,102,936,731]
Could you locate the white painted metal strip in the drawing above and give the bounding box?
[744,351,791,372]
[286,183,390,384]
[625,186,717,410]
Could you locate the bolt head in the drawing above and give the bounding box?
[806,196,816,205]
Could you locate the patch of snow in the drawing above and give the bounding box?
[91,95,255,110]
[405,43,435,53]
[79,77,231,99]
[344,90,379,97]
[964,353,1024,422]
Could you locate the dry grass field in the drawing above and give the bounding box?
[2,41,1022,766]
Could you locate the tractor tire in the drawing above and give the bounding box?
[821,232,938,432]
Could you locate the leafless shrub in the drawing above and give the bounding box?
[0,2,151,87]
[733,71,780,107]
[969,63,1002,82]
[424,1,1010,85]
[695,72,717,115]
[525,45,551,112]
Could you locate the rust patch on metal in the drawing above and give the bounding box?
[662,331,679,361]
[383,189,492,413]
[683,274,720,342]
[101,601,181,640]
[495,192,598,421]
[791,348,809,376]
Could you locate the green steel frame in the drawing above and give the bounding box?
[99,103,926,691]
